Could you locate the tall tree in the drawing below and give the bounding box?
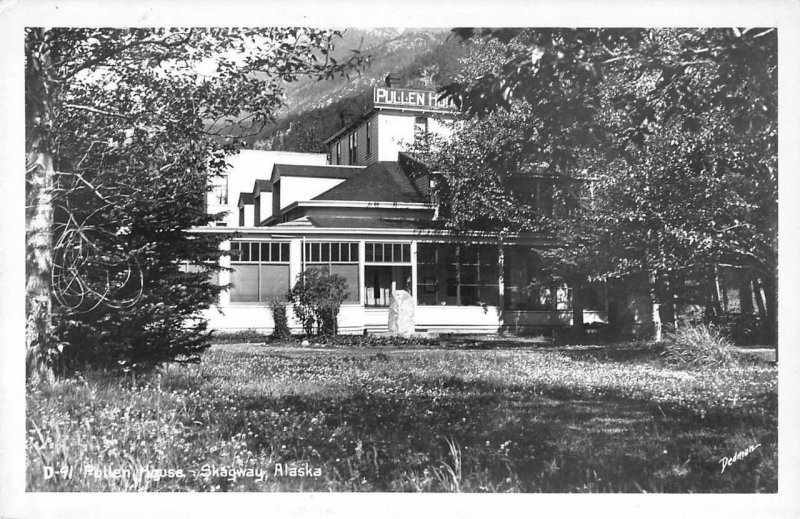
[432,28,776,342]
[25,28,365,375]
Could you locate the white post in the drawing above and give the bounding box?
[289,239,302,289]
[410,240,418,302]
[218,239,231,306]
[358,240,366,306]
[497,240,505,328]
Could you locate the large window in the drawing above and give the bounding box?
[210,175,228,205]
[229,241,290,303]
[348,131,358,164]
[304,242,359,303]
[502,247,574,311]
[416,243,499,306]
[365,120,372,156]
[365,242,412,306]
[414,116,428,141]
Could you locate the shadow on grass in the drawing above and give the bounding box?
[201,373,776,493]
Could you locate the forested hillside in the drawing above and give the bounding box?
[245,28,466,152]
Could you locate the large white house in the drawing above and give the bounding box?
[194,86,608,334]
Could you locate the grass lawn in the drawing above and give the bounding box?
[26,340,777,492]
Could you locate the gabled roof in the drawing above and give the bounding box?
[237,193,254,207]
[271,164,364,183]
[253,179,272,195]
[312,162,425,203]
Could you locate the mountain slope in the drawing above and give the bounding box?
[244,28,466,151]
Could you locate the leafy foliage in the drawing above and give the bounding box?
[660,324,738,368]
[288,269,349,336]
[268,299,292,340]
[25,28,365,373]
[427,28,777,341]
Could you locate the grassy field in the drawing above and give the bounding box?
[26,340,777,492]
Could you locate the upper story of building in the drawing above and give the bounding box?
[323,86,455,166]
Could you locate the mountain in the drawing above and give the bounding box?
[243,28,467,152]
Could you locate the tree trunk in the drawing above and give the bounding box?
[571,281,584,340]
[25,29,55,381]
[709,264,723,320]
[26,153,55,381]
[739,270,754,314]
[648,270,662,342]
[658,272,676,330]
[753,278,767,319]
[760,275,778,348]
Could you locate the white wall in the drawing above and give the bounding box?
[239,204,254,226]
[278,176,346,213]
[376,113,453,162]
[207,150,326,226]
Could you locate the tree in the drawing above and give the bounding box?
[434,28,777,342]
[25,28,365,375]
[288,269,348,336]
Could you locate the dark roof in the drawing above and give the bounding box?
[237,192,254,205]
[305,216,432,229]
[272,164,364,181]
[312,162,426,203]
[253,179,272,194]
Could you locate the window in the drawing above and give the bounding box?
[416,243,498,306]
[414,116,428,141]
[365,243,412,306]
[502,247,572,311]
[335,141,341,164]
[365,242,410,263]
[348,131,358,164]
[304,242,359,303]
[229,241,290,302]
[211,175,228,205]
[366,120,372,156]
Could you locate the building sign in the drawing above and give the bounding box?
[373,87,454,110]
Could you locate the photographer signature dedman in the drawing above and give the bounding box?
[719,443,761,474]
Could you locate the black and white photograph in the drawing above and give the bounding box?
[2,1,800,518]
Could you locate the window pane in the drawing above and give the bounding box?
[312,243,320,262]
[331,264,359,303]
[251,242,260,262]
[259,265,289,301]
[269,243,278,262]
[331,242,341,262]
[230,264,259,302]
[239,242,251,262]
[374,243,383,262]
[365,243,373,262]
[321,243,330,262]
[350,243,358,262]
[402,244,410,262]
[281,243,289,262]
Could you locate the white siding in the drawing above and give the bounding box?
[279,176,346,212]
[209,150,326,227]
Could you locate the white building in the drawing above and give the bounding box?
[195,87,608,334]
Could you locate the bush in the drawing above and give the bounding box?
[269,298,291,340]
[288,269,348,336]
[661,323,738,368]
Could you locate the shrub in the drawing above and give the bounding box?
[211,329,269,344]
[268,298,291,340]
[287,269,348,336]
[661,323,738,368]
